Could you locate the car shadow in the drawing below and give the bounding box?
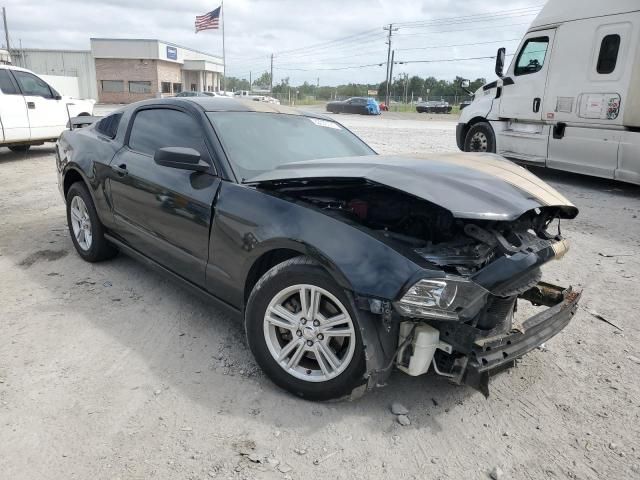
[5,213,482,437]
[526,165,640,199]
[0,146,57,165]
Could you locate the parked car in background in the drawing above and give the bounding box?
[175,91,217,97]
[416,100,452,114]
[0,65,95,152]
[326,97,381,115]
[234,90,281,105]
[56,97,580,400]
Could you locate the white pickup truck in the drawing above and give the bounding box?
[0,65,95,152]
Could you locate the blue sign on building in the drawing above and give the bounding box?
[166,46,178,60]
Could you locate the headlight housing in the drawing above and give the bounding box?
[394,277,489,321]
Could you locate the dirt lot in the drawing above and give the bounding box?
[1,110,639,480]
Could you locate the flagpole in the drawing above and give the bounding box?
[221,0,226,93]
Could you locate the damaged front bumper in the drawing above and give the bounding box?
[447,282,581,396]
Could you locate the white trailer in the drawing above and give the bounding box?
[457,0,640,184]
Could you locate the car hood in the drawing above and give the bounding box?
[248,153,578,221]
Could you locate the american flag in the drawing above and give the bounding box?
[195,6,221,32]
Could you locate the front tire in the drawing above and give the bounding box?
[245,257,366,400]
[66,182,117,262]
[464,122,496,153]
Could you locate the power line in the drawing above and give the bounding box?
[230,5,541,66]
[394,5,542,27]
[396,38,521,52]
[394,22,532,37]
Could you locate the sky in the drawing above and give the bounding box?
[2,0,544,86]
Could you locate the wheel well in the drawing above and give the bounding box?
[244,249,304,304]
[63,169,85,198]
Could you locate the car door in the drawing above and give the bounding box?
[0,69,30,142]
[11,70,68,140]
[499,30,556,121]
[108,106,221,286]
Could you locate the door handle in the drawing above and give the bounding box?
[27,101,35,109]
[111,164,128,176]
[533,97,541,113]
[553,122,567,140]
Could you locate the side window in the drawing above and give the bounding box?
[95,113,123,139]
[514,37,549,76]
[597,34,621,74]
[12,70,54,98]
[0,69,19,94]
[128,108,210,161]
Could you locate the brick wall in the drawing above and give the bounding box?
[95,58,163,103]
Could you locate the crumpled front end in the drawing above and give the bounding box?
[255,173,580,395]
[392,216,582,395]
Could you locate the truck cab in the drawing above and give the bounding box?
[457,0,640,185]
[0,65,95,152]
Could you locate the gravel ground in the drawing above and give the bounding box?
[1,108,639,480]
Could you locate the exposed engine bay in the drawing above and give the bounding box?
[263,178,565,276]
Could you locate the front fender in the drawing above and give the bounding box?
[206,182,425,310]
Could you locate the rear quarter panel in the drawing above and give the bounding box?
[58,126,121,228]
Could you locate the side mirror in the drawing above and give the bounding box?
[460,79,470,89]
[154,147,208,172]
[495,48,506,78]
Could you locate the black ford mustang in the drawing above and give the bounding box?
[56,97,581,400]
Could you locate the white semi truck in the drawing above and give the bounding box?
[457,0,640,184]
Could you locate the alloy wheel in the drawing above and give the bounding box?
[263,284,356,382]
[70,196,93,251]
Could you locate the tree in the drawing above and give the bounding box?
[253,71,272,90]
[408,76,424,98]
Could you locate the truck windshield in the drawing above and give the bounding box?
[207,112,375,181]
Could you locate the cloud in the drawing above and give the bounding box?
[3,0,540,85]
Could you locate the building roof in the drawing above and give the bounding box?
[90,38,222,63]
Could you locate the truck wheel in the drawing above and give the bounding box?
[8,145,30,152]
[245,256,366,401]
[66,182,118,262]
[464,122,496,153]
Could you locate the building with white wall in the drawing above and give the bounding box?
[12,48,97,99]
[9,39,224,103]
[91,38,224,103]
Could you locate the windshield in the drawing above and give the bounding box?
[207,112,375,181]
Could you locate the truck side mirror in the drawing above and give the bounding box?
[495,48,506,78]
[460,79,470,89]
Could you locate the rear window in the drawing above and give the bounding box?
[0,69,19,94]
[597,34,621,74]
[95,113,122,139]
[207,112,375,181]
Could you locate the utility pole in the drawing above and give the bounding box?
[383,24,397,106]
[317,77,319,88]
[269,53,274,93]
[388,50,395,103]
[249,71,252,90]
[2,7,10,54]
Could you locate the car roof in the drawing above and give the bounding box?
[124,96,318,116]
[0,64,34,73]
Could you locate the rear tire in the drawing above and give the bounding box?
[8,145,30,152]
[66,182,118,262]
[464,122,496,153]
[245,256,366,400]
